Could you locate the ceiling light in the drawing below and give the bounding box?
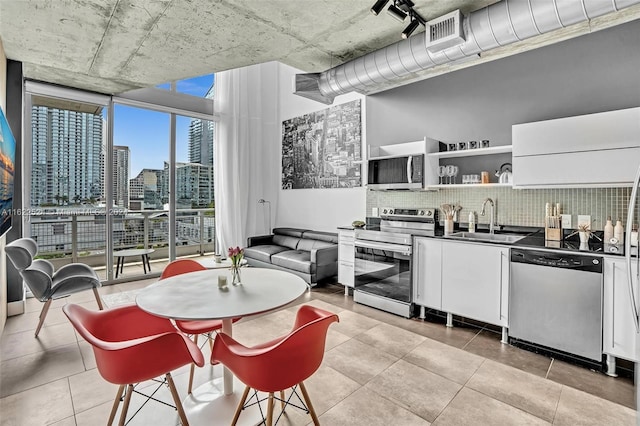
[370,0,389,16]
[401,19,420,39]
[387,4,408,22]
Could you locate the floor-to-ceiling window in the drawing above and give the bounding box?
[24,75,216,283]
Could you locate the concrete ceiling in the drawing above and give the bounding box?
[0,1,638,97]
[0,0,498,95]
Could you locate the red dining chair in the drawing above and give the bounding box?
[63,303,204,426]
[161,258,240,393]
[211,305,339,426]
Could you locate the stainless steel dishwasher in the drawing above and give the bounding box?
[509,249,603,362]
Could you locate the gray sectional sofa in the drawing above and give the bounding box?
[244,227,338,285]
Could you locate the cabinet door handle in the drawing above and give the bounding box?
[499,251,504,320]
[612,264,615,348]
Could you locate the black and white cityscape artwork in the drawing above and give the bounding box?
[282,99,361,189]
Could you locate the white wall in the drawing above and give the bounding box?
[275,63,366,233]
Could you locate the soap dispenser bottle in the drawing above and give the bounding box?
[604,217,614,243]
[468,211,476,233]
[614,219,624,244]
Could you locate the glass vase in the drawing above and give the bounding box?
[231,266,241,285]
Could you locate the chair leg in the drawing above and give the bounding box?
[34,299,52,337]
[166,372,190,426]
[107,385,125,426]
[187,334,199,394]
[299,381,320,426]
[93,287,104,310]
[280,390,285,411]
[266,392,274,426]
[118,384,134,426]
[231,386,251,426]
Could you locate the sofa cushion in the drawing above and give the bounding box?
[273,228,308,238]
[297,238,336,252]
[302,231,338,244]
[243,245,288,263]
[271,250,313,274]
[272,234,301,250]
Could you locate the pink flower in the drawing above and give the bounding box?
[228,246,244,267]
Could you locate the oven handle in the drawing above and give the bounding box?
[354,239,412,255]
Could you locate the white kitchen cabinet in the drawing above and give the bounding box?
[338,230,355,290]
[440,241,509,327]
[413,237,443,310]
[512,107,640,187]
[603,257,639,363]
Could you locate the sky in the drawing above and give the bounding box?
[113,74,214,177]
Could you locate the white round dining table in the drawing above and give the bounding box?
[136,267,309,426]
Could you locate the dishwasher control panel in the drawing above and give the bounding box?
[511,249,603,273]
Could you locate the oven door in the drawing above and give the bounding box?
[353,239,413,317]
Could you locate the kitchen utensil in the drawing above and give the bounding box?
[495,163,513,184]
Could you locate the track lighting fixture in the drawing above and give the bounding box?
[401,18,420,39]
[370,0,388,16]
[387,3,408,22]
[370,0,426,39]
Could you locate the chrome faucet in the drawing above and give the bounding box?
[481,198,496,234]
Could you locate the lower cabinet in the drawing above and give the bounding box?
[338,230,355,288]
[413,238,509,327]
[413,237,443,309]
[603,257,639,362]
[440,241,509,327]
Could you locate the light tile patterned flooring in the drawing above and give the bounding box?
[0,271,637,425]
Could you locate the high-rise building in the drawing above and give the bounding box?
[129,168,163,210]
[165,161,214,209]
[113,146,130,208]
[188,85,215,166]
[30,106,103,206]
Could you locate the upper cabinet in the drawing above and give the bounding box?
[512,107,640,188]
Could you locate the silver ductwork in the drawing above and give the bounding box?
[296,0,640,104]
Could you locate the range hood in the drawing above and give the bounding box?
[294,0,640,104]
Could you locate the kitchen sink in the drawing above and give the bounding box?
[445,231,526,244]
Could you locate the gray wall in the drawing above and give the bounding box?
[366,19,640,148]
[365,20,640,231]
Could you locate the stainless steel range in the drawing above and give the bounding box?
[353,207,437,318]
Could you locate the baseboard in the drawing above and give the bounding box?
[7,297,26,316]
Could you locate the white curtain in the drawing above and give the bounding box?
[214,62,280,255]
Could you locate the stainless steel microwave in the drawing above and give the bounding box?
[367,154,424,190]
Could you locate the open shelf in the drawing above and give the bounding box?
[428,145,512,159]
[427,183,512,189]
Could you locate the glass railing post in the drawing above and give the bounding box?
[143,212,150,249]
[199,210,205,255]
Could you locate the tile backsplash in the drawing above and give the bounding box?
[367,187,636,231]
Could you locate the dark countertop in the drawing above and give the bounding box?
[339,222,632,257]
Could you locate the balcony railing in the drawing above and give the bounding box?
[28,208,216,280]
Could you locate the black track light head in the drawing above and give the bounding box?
[401,18,420,39]
[370,0,389,16]
[387,3,408,22]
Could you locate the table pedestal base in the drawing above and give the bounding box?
[183,376,265,426]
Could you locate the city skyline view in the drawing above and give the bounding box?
[29,73,216,209]
[116,74,214,178]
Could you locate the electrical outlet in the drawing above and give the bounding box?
[372,207,379,217]
[577,215,591,230]
[560,214,572,229]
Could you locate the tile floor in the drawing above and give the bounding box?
[0,273,637,425]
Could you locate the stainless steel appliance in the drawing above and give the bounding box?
[353,208,436,317]
[367,154,425,190]
[509,249,603,361]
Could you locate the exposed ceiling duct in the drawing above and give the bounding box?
[295,0,640,104]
